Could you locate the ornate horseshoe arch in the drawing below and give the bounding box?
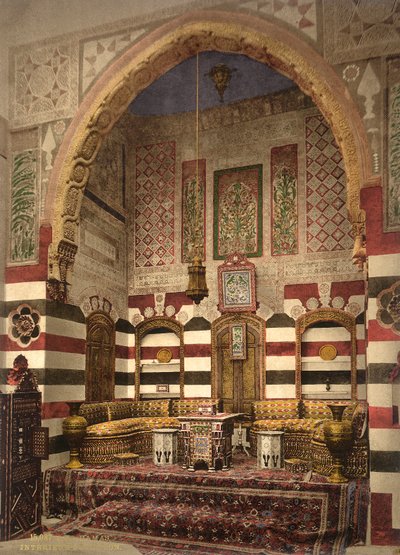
[46,11,371,290]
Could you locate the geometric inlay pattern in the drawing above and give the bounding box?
[80,28,146,95]
[237,0,317,40]
[12,44,77,127]
[324,0,400,64]
[305,115,353,253]
[135,142,176,267]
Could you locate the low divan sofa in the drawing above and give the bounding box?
[249,399,368,478]
[78,398,220,464]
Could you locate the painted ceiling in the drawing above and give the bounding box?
[130,52,296,116]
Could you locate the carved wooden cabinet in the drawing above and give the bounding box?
[0,389,48,541]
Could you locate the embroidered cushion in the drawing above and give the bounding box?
[131,399,170,417]
[252,400,300,421]
[108,402,133,421]
[86,418,144,437]
[79,402,109,426]
[133,416,179,430]
[301,400,333,420]
[253,418,323,433]
[170,399,220,417]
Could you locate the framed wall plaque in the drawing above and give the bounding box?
[218,253,256,313]
[229,322,247,360]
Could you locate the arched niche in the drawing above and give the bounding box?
[85,310,115,402]
[295,308,357,401]
[46,11,370,287]
[211,313,265,413]
[135,317,184,401]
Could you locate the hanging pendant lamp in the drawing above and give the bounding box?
[185,53,209,305]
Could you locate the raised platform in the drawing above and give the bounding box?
[44,454,369,555]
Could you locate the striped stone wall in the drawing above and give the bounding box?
[362,185,400,544]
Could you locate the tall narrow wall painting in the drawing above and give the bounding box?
[214,164,262,259]
[182,159,206,262]
[10,150,38,264]
[271,144,298,256]
[387,57,400,231]
[305,115,353,252]
[135,141,175,267]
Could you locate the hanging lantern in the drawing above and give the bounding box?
[186,255,209,304]
[186,53,209,304]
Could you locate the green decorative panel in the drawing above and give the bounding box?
[213,164,263,259]
[271,144,298,256]
[10,150,38,263]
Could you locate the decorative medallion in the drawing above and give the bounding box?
[157,348,173,364]
[377,280,400,335]
[319,344,337,361]
[306,297,319,310]
[8,304,41,347]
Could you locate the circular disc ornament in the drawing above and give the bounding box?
[157,348,172,363]
[319,344,337,361]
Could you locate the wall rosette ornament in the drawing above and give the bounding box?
[377,281,400,335]
[8,304,41,347]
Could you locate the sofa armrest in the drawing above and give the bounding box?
[251,399,300,421]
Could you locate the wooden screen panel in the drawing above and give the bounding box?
[85,311,115,402]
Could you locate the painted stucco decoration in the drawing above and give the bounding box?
[10,150,38,264]
[47,14,369,289]
[8,305,41,348]
[377,280,400,335]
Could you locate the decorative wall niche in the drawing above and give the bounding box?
[135,317,184,400]
[295,308,357,400]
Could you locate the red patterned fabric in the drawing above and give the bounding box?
[45,455,368,554]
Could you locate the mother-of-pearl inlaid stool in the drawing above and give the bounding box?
[257,430,285,469]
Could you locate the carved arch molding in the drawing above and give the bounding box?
[48,14,369,286]
[135,317,184,401]
[295,308,357,400]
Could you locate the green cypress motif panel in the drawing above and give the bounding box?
[10,150,38,263]
[271,144,298,256]
[213,164,263,259]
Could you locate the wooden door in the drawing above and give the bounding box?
[85,311,115,402]
[216,325,260,414]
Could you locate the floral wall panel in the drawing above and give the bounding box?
[271,144,298,256]
[213,164,263,259]
[387,57,400,231]
[305,115,353,253]
[134,141,176,267]
[181,159,206,262]
[10,150,38,264]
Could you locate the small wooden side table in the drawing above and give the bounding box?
[177,413,243,472]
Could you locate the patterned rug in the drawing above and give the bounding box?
[44,454,369,555]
